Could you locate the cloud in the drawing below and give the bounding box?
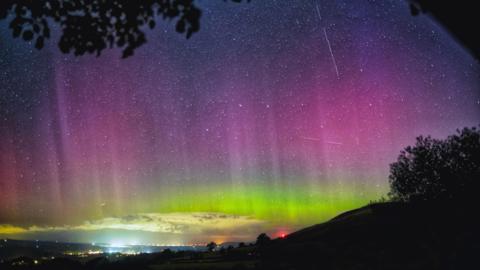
[0,212,267,237]
[0,224,28,234]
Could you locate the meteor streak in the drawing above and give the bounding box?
[323,27,340,78]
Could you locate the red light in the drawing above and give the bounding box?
[280,233,286,238]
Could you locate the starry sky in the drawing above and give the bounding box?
[0,0,479,245]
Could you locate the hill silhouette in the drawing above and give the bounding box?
[1,202,478,270]
[2,127,479,269]
[259,202,478,270]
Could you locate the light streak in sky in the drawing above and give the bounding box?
[323,27,340,78]
[315,2,322,21]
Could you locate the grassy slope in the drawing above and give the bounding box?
[261,202,478,269]
[149,201,478,269]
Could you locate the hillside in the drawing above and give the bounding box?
[1,202,478,270]
[260,202,478,270]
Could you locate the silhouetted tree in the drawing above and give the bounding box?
[0,0,248,58]
[206,241,217,252]
[255,233,271,246]
[389,126,480,203]
[2,1,477,61]
[238,242,246,248]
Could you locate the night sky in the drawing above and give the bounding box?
[1,0,479,245]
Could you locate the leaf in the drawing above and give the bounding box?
[12,26,21,38]
[176,19,185,33]
[22,30,34,41]
[148,20,155,29]
[35,36,44,49]
[122,46,134,58]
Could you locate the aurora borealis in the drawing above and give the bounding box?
[1,0,479,245]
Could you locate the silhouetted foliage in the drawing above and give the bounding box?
[1,1,477,61]
[206,241,217,252]
[389,126,480,203]
[0,0,248,58]
[255,233,270,246]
